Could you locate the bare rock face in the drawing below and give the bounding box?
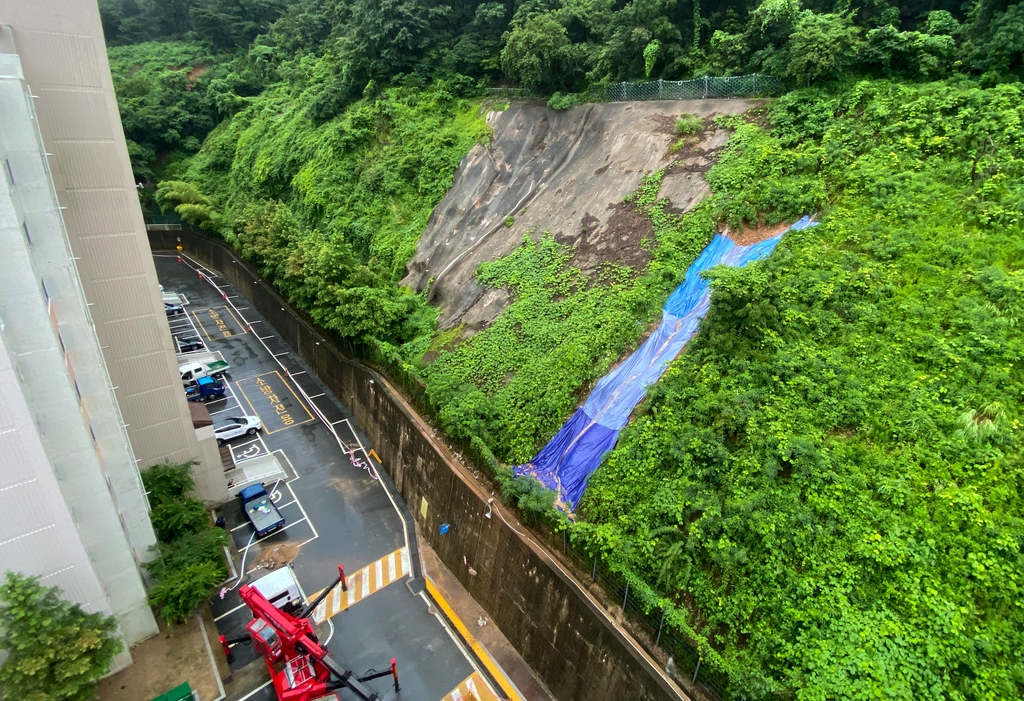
[401,98,756,331]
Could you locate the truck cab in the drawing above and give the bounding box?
[179,357,229,387]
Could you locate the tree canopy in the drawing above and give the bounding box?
[0,572,122,701]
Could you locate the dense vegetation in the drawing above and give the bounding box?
[578,82,1024,697]
[103,0,1024,182]
[0,572,122,701]
[105,0,1024,696]
[142,461,230,624]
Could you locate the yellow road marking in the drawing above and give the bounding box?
[440,671,502,701]
[192,309,215,342]
[192,306,247,341]
[424,578,525,701]
[235,370,315,434]
[310,547,410,623]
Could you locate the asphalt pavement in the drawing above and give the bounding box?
[154,255,477,701]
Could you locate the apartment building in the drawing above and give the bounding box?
[0,0,225,665]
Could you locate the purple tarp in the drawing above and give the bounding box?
[515,217,816,509]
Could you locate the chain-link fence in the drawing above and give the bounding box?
[531,521,732,701]
[607,74,783,101]
[488,74,783,104]
[151,224,741,701]
[484,87,542,100]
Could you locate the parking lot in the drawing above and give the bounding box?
[155,255,485,701]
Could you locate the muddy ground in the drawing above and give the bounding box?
[402,98,757,332]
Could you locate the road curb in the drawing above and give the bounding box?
[423,576,526,701]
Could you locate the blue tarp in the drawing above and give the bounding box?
[515,217,815,509]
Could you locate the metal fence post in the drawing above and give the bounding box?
[703,75,709,99]
[692,658,702,684]
[656,609,666,646]
[591,555,598,581]
[562,530,567,553]
[623,582,630,609]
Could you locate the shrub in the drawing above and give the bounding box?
[675,113,704,136]
[142,461,227,624]
[547,92,585,110]
[146,562,225,625]
[0,572,122,701]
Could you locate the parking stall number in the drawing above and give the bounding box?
[257,376,295,426]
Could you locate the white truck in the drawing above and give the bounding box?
[177,350,230,387]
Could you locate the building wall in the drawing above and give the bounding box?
[0,0,218,497]
[0,47,155,657]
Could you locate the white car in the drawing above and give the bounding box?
[214,416,262,446]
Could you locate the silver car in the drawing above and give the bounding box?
[214,416,262,446]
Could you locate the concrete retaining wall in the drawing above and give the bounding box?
[149,231,686,701]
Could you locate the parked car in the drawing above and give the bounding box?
[165,302,184,316]
[214,416,262,446]
[176,337,205,353]
[186,376,226,402]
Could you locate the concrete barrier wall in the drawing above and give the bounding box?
[150,231,685,701]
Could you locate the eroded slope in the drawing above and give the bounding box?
[402,99,755,331]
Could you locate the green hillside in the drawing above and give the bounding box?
[103,0,1024,696]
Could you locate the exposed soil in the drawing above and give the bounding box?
[566,203,653,277]
[186,65,209,83]
[724,218,794,246]
[743,103,771,128]
[97,615,220,701]
[649,113,683,137]
[251,540,302,571]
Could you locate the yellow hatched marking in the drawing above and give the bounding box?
[311,546,409,622]
[440,671,501,701]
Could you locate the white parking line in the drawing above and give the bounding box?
[204,379,271,466]
[213,602,247,622]
[237,517,308,552]
[170,305,208,359]
[236,680,272,701]
[169,258,323,551]
[209,404,240,417]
